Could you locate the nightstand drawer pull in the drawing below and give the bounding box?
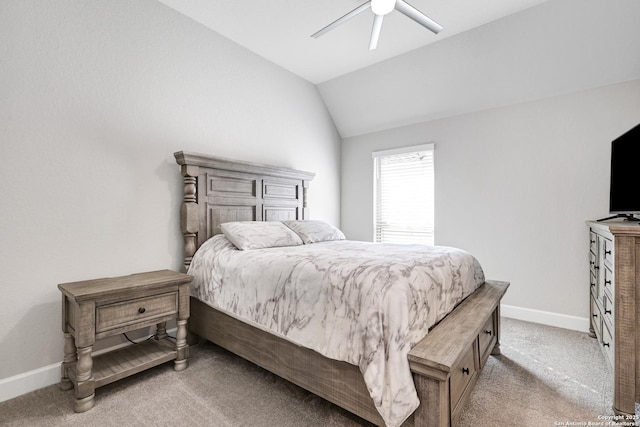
[138,307,146,314]
[462,367,470,375]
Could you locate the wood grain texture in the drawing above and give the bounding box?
[176,151,510,426]
[95,292,177,334]
[59,270,192,412]
[58,270,192,302]
[613,235,636,415]
[189,297,385,426]
[448,343,478,415]
[587,220,640,416]
[479,315,497,367]
[174,151,315,272]
[189,285,507,427]
[408,281,509,374]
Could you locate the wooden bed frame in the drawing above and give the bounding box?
[174,151,509,427]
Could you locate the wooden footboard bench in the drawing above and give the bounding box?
[409,280,508,426]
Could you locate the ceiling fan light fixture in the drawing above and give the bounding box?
[311,0,443,49]
[371,0,396,16]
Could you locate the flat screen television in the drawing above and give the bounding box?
[603,123,640,221]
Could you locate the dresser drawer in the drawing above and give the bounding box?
[603,266,613,299]
[589,231,597,254]
[603,293,614,329]
[96,292,178,334]
[601,321,614,371]
[602,237,613,267]
[589,250,597,276]
[478,314,496,368]
[590,296,602,340]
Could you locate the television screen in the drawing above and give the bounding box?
[610,123,640,214]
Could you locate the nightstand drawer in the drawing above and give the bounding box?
[96,292,178,333]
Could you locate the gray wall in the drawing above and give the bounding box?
[0,0,340,381]
[341,79,640,323]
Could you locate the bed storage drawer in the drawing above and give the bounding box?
[478,313,497,368]
[96,292,178,335]
[450,343,479,424]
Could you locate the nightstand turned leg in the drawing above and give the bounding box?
[59,333,75,391]
[74,346,95,413]
[174,319,189,371]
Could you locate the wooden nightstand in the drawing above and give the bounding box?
[58,270,192,412]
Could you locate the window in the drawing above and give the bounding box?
[373,143,434,245]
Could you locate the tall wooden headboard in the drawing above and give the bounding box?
[174,151,315,272]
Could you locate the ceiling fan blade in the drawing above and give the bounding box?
[311,1,371,38]
[395,0,443,34]
[369,14,384,50]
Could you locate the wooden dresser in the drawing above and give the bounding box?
[587,220,640,416]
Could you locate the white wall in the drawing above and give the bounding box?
[0,0,340,390]
[341,79,640,326]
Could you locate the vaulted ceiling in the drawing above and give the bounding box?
[156,0,549,84]
[158,0,640,137]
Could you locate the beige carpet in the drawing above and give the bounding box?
[0,318,625,426]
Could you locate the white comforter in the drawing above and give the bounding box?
[189,236,485,427]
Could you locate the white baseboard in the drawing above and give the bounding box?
[0,328,177,404]
[0,362,61,403]
[1,310,589,404]
[501,304,590,333]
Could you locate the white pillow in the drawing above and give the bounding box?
[220,221,303,250]
[282,220,346,244]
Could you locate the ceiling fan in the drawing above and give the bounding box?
[311,0,443,50]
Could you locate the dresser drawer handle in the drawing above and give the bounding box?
[604,280,611,286]
[484,330,492,335]
[592,313,598,318]
[603,342,610,348]
[605,249,611,255]
[605,309,611,314]
[462,367,469,375]
[138,307,146,314]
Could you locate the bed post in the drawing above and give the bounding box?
[180,164,199,273]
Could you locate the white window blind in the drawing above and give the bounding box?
[373,143,434,245]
